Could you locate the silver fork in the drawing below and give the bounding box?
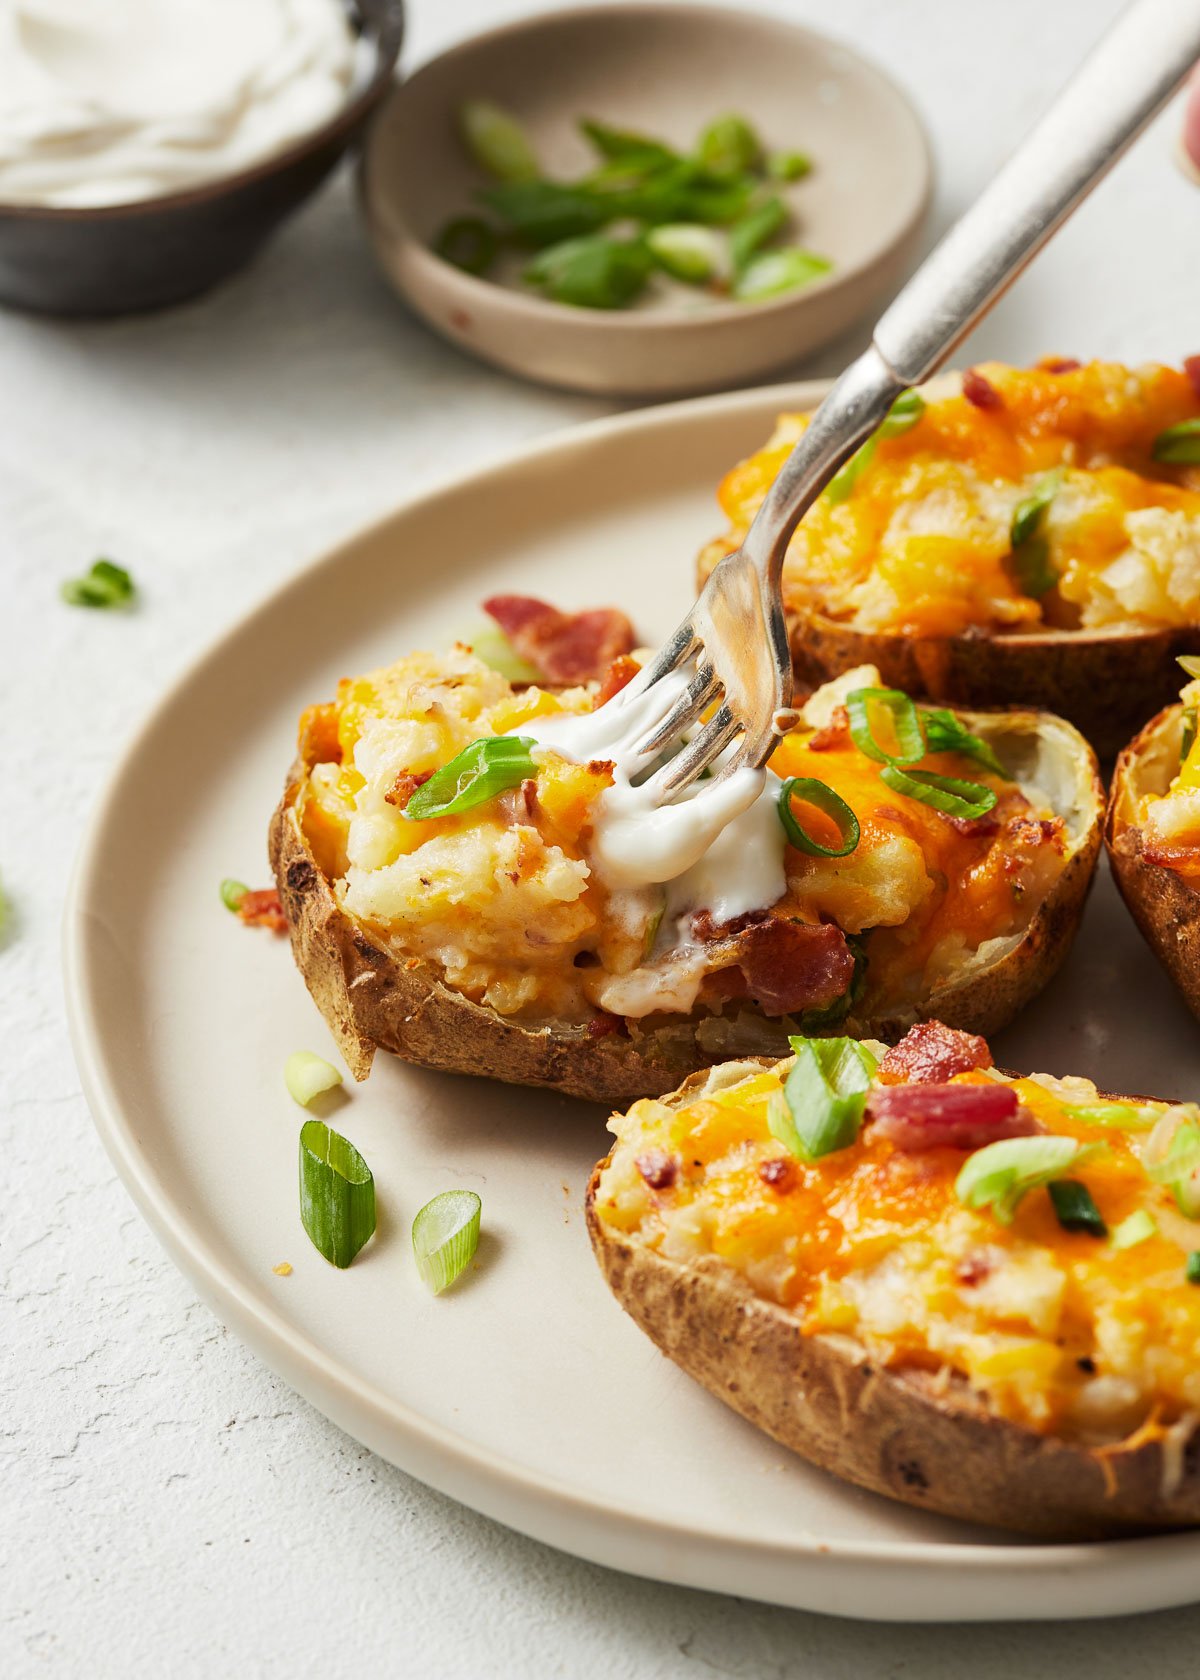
[630,0,1200,804]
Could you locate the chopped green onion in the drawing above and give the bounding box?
[797,934,867,1032]
[920,708,1006,777]
[878,389,926,438]
[1111,1209,1156,1250]
[220,878,249,913]
[404,736,537,820]
[435,216,498,275]
[1183,706,1198,764]
[1011,537,1058,598]
[285,1051,343,1109]
[1179,654,1200,681]
[643,897,666,959]
[846,687,926,766]
[1048,1179,1107,1237]
[777,777,859,857]
[61,557,136,610]
[1187,1251,1200,1285]
[466,625,541,684]
[767,150,812,182]
[769,1036,877,1162]
[1152,419,1200,465]
[459,100,539,183]
[579,119,677,168]
[412,1190,482,1294]
[1064,1101,1160,1132]
[732,246,831,301]
[695,113,763,177]
[1010,471,1063,549]
[956,1136,1104,1225]
[298,1120,375,1268]
[728,195,787,273]
[523,234,652,308]
[879,765,998,821]
[645,223,723,284]
[824,392,923,502]
[1146,1116,1200,1216]
[479,180,606,248]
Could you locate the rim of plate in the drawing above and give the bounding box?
[61,378,1200,1607]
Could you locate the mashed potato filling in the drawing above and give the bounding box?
[595,1058,1200,1440]
[702,360,1200,637]
[294,648,1068,1026]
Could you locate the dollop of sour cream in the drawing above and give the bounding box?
[0,0,363,208]
[521,667,787,929]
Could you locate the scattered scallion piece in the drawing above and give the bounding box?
[879,766,998,821]
[298,1120,375,1268]
[479,180,607,248]
[878,389,926,438]
[404,736,537,820]
[1179,654,1200,681]
[1183,706,1198,765]
[580,119,677,168]
[61,557,136,610]
[466,625,542,684]
[955,1136,1104,1225]
[1111,1209,1156,1250]
[732,247,831,302]
[285,1051,344,1109]
[1152,418,1200,465]
[825,391,924,502]
[728,195,787,273]
[412,1190,482,1294]
[845,687,926,766]
[1048,1179,1107,1237]
[523,233,653,309]
[1009,471,1063,549]
[696,113,763,178]
[767,150,812,182]
[769,1036,877,1163]
[777,776,860,857]
[1063,1101,1159,1132]
[435,216,498,276]
[645,222,724,283]
[1145,1114,1200,1216]
[220,878,249,913]
[1187,1251,1200,1285]
[459,100,540,183]
[920,708,1006,777]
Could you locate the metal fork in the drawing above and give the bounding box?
[628,0,1200,805]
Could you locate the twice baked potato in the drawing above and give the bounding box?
[1108,665,1200,1020]
[698,359,1200,758]
[588,1020,1200,1537]
[271,619,1102,1105]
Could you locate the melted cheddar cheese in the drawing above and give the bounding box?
[596,1060,1200,1439]
[701,360,1200,638]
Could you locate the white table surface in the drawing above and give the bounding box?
[6,0,1200,1672]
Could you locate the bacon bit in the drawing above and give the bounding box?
[596,655,640,707]
[1007,815,1064,852]
[483,595,636,685]
[1143,839,1200,872]
[867,1083,1039,1151]
[238,887,287,933]
[962,368,1003,411]
[708,919,856,1017]
[297,702,341,767]
[1185,356,1200,401]
[758,1157,798,1193]
[636,1149,677,1190]
[692,906,770,942]
[880,1021,993,1085]
[384,768,434,809]
[943,813,1001,838]
[805,705,851,752]
[587,1011,626,1039]
[955,1253,993,1287]
[1038,356,1082,375]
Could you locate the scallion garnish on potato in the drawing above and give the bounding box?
[1152,417,1200,465]
[777,776,859,857]
[299,1120,375,1269]
[412,1190,482,1294]
[1048,1178,1107,1237]
[955,1136,1104,1225]
[768,1036,876,1163]
[403,736,537,821]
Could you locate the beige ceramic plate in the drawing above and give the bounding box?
[361,4,931,396]
[65,382,1200,1620]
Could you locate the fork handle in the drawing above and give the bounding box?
[875,0,1200,384]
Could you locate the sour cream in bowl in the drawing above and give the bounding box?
[0,0,404,314]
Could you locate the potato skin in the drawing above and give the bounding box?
[270,709,1102,1103]
[1107,703,1200,1023]
[586,1092,1200,1538]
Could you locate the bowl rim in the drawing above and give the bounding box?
[360,0,933,334]
[0,0,405,222]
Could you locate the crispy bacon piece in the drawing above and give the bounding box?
[867,1083,1039,1151]
[962,368,1003,411]
[805,705,851,752]
[384,768,434,809]
[699,916,855,1017]
[636,1149,677,1189]
[1142,839,1200,874]
[238,887,288,934]
[880,1021,993,1085]
[1038,356,1082,375]
[596,654,640,707]
[483,595,635,685]
[587,1011,626,1039]
[1185,355,1200,402]
[758,1157,798,1193]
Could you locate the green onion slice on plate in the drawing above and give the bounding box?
[404,736,537,820]
[285,1050,343,1109]
[220,878,249,913]
[879,766,998,821]
[777,776,859,857]
[731,247,831,303]
[61,557,136,609]
[846,687,926,765]
[435,217,498,276]
[413,1190,482,1294]
[299,1120,375,1269]
[459,100,540,183]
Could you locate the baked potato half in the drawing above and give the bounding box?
[1107,668,1200,1021]
[588,1022,1200,1538]
[698,359,1200,759]
[270,629,1102,1106]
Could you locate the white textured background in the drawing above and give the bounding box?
[5,0,1200,1673]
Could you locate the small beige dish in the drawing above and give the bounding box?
[360,4,932,397]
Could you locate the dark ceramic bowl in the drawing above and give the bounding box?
[0,0,404,317]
